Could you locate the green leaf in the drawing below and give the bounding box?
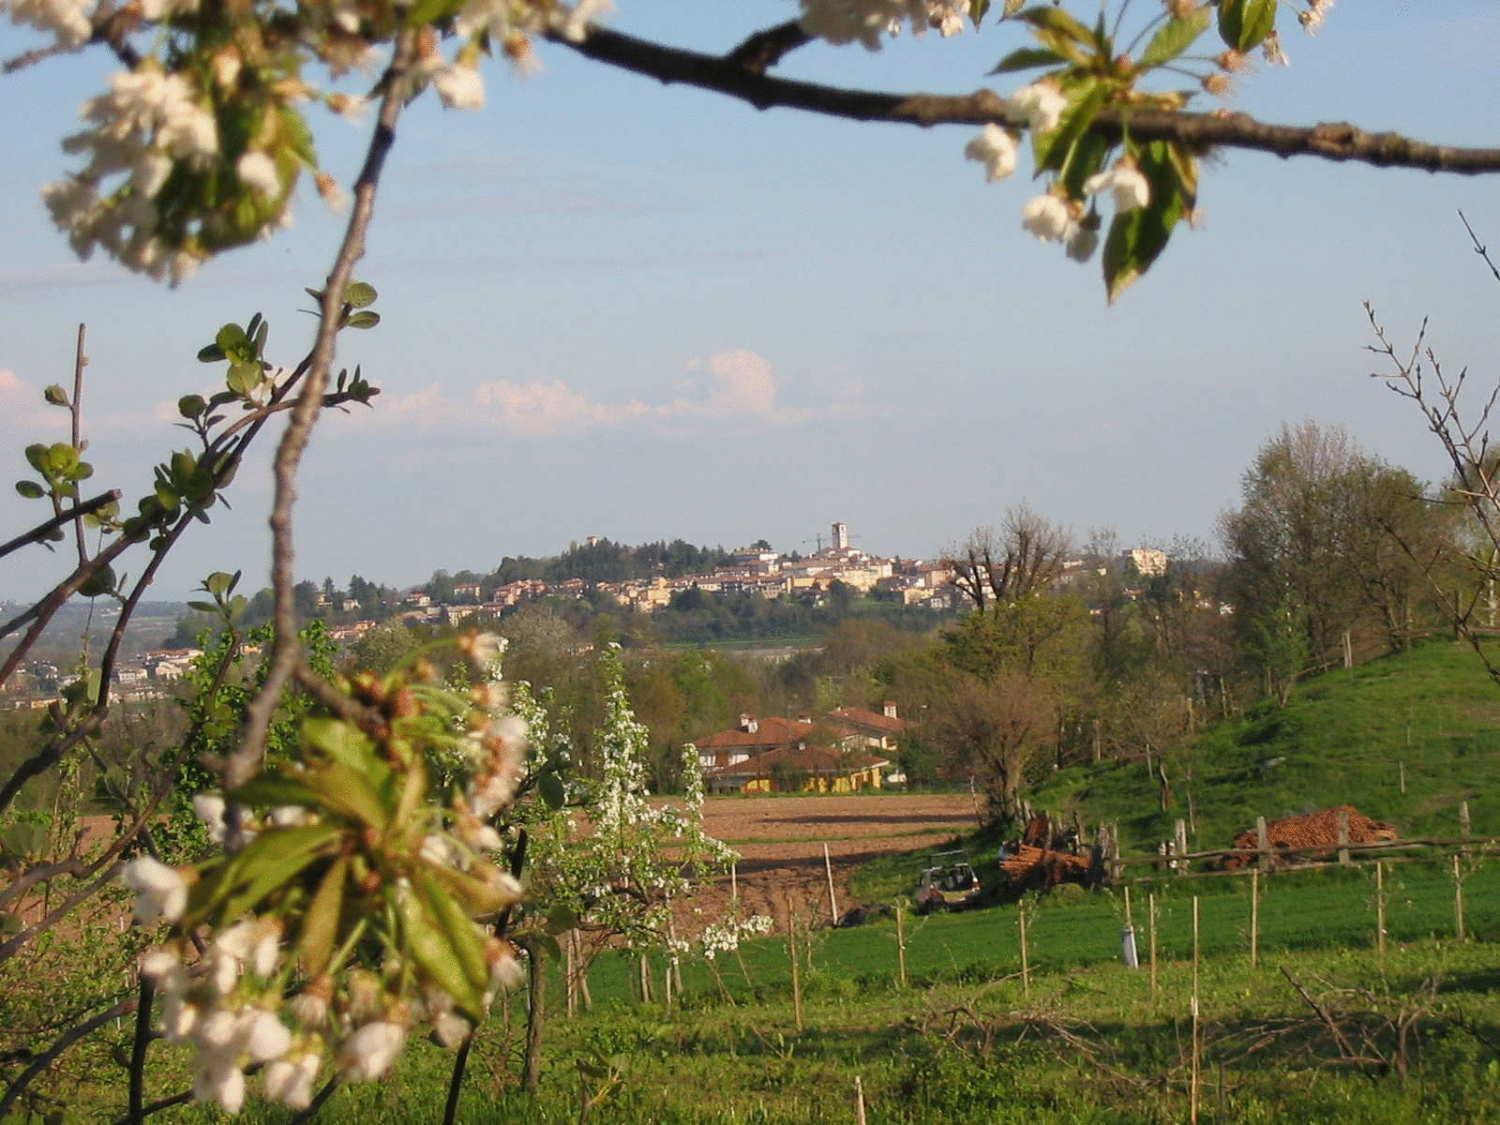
[989,46,1065,74]
[215,323,255,364]
[14,480,44,499]
[204,570,235,598]
[400,882,485,1020]
[1033,82,1107,175]
[297,856,347,977]
[418,873,489,992]
[231,772,320,809]
[1102,141,1186,303]
[1141,8,1211,69]
[344,311,380,330]
[1218,0,1277,51]
[185,824,341,927]
[303,761,390,829]
[1014,5,1094,44]
[969,0,990,27]
[539,770,566,810]
[1002,0,1024,13]
[227,362,262,397]
[178,394,207,419]
[43,384,68,407]
[343,281,378,308]
[187,601,219,614]
[197,344,226,363]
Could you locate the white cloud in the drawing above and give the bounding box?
[350,348,810,437]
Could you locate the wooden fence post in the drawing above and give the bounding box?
[1175,819,1188,876]
[1375,861,1387,958]
[895,903,908,990]
[786,900,803,1032]
[1454,853,1467,942]
[565,931,577,1017]
[1190,896,1201,1125]
[1148,892,1158,1002]
[1460,801,1472,856]
[854,1076,867,1125]
[1256,816,1270,872]
[823,843,840,926]
[1092,718,1102,763]
[731,862,738,910]
[1018,903,1030,998]
[1337,810,1350,866]
[1110,822,1123,883]
[1398,760,1407,796]
[1250,868,1259,968]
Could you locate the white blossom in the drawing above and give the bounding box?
[192,793,227,844]
[337,1021,405,1081]
[963,124,1019,183]
[8,0,93,47]
[434,64,485,111]
[1084,162,1151,212]
[238,1009,292,1063]
[1010,81,1069,135]
[264,1053,320,1110]
[1020,193,1073,243]
[122,856,188,924]
[236,151,280,198]
[554,0,613,43]
[193,1059,245,1114]
[140,0,199,19]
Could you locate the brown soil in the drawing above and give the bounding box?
[682,794,978,932]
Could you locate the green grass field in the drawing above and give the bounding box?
[1029,639,1500,857]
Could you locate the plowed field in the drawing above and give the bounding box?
[688,794,977,930]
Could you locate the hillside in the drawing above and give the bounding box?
[1029,638,1500,857]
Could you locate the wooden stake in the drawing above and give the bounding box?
[1250,868,1259,968]
[1123,885,1133,929]
[1337,810,1350,866]
[639,954,653,1005]
[1460,800,1473,855]
[854,1076,867,1125]
[1175,819,1189,875]
[1190,896,1201,1125]
[1398,759,1407,796]
[1148,891,1158,1002]
[1375,861,1386,957]
[1454,853,1467,942]
[731,862,738,909]
[1018,903,1030,998]
[1256,816,1270,873]
[565,931,577,1017]
[823,843,840,926]
[895,902,908,990]
[787,902,803,1032]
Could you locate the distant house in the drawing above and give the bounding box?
[703,741,889,795]
[693,706,904,793]
[826,701,907,752]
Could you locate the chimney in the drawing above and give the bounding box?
[882,700,898,720]
[739,714,758,734]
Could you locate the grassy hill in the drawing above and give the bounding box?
[1030,638,1500,857]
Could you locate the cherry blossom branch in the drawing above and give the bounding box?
[231,33,416,786]
[551,24,1500,175]
[724,19,812,75]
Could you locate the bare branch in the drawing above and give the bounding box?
[0,490,120,561]
[0,996,137,1117]
[70,324,89,569]
[232,34,416,785]
[724,20,812,75]
[550,25,1500,175]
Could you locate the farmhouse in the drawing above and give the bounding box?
[694,708,902,793]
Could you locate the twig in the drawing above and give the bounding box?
[0,490,120,561]
[232,31,416,786]
[0,996,137,1116]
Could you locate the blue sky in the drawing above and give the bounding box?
[3,3,1500,600]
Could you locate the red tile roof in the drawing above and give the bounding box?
[827,707,907,735]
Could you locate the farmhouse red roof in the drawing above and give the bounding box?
[827,706,907,735]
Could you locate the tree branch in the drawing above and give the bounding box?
[0,490,119,561]
[232,34,415,786]
[724,19,812,75]
[550,25,1500,175]
[0,996,137,1117]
